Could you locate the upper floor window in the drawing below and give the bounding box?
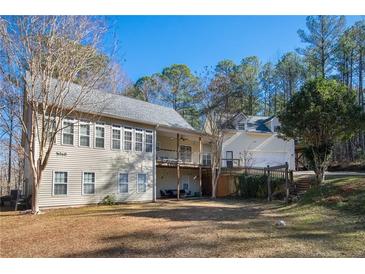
[83,172,95,195]
[112,125,121,150]
[79,122,90,147]
[202,154,212,166]
[145,130,153,153]
[274,126,281,132]
[124,127,132,151]
[95,123,105,148]
[53,171,68,195]
[237,122,245,131]
[135,129,143,152]
[62,120,74,145]
[180,145,192,162]
[46,117,56,140]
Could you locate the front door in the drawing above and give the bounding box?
[226,151,233,168]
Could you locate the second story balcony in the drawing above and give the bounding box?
[156,148,212,167]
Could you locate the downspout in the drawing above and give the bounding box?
[152,124,159,202]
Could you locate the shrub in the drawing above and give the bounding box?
[100,194,117,205]
[236,174,285,199]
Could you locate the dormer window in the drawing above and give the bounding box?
[237,122,245,131]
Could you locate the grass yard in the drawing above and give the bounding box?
[1,176,365,257]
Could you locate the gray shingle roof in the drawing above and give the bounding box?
[246,115,273,133]
[32,76,194,131]
[221,112,274,133]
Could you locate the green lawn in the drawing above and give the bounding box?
[1,176,364,257]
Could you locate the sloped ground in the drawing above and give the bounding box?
[1,176,364,257]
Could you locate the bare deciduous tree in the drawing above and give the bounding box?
[0,16,116,213]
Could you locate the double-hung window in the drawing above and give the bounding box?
[46,117,56,141]
[62,120,74,145]
[145,130,153,153]
[124,127,132,151]
[53,171,68,195]
[137,173,147,193]
[180,145,192,163]
[118,173,128,193]
[112,125,121,150]
[202,154,212,166]
[95,123,105,148]
[79,122,91,147]
[135,129,143,152]
[83,172,95,195]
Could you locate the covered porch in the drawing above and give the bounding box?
[155,127,212,199]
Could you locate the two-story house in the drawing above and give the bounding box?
[23,79,212,208]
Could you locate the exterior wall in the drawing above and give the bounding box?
[156,167,201,197]
[35,115,155,208]
[222,131,295,170]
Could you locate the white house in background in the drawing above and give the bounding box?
[220,112,295,170]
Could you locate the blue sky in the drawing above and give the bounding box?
[104,16,364,81]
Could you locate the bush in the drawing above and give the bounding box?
[236,174,285,199]
[100,194,117,205]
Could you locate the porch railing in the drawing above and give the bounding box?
[156,149,211,166]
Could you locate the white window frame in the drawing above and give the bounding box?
[134,128,144,152]
[202,154,212,166]
[180,145,192,163]
[79,121,91,148]
[111,125,122,150]
[52,171,68,196]
[137,173,147,193]
[94,123,105,149]
[118,172,129,193]
[123,127,133,151]
[62,119,75,146]
[145,130,153,153]
[82,171,96,195]
[45,116,57,142]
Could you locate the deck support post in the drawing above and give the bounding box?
[199,136,202,196]
[177,133,180,200]
[267,165,272,202]
[285,162,289,203]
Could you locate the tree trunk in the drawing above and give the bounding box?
[314,167,325,185]
[7,112,14,194]
[31,178,40,213]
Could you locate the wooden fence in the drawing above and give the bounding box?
[236,163,294,203]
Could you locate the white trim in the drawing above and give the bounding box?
[111,125,122,150]
[117,172,129,194]
[78,121,91,148]
[136,173,147,193]
[82,171,96,195]
[145,130,153,153]
[180,145,192,163]
[61,119,75,146]
[52,171,68,196]
[94,123,105,149]
[123,126,133,151]
[134,128,144,153]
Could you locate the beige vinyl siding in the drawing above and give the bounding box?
[156,167,201,197]
[36,116,155,208]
